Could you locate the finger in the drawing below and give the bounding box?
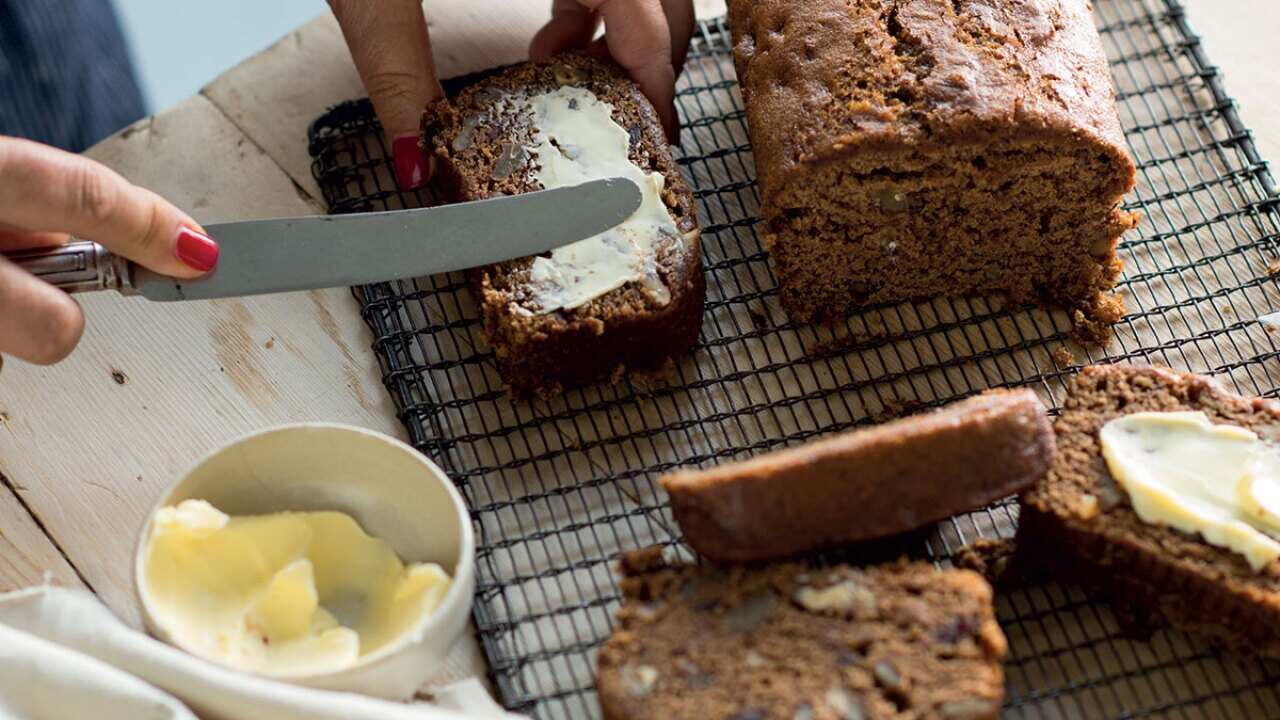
[330,0,443,190]
[529,0,600,59]
[0,254,85,365]
[661,0,695,74]
[0,137,217,278]
[0,229,71,251]
[582,0,678,141]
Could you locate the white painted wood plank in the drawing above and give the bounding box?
[0,477,83,592]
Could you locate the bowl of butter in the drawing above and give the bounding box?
[133,423,475,700]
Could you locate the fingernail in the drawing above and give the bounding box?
[175,227,219,272]
[393,136,430,190]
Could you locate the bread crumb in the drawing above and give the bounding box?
[1076,493,1100,520]
[872,396,925,423]
[953,539,1019,586]
[806,329,885,357]
[1070,292,1126,346]
[1051,346,1075,368]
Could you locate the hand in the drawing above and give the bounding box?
[530,0,696,141]
[330,0,444,191]
[0,136,218,365]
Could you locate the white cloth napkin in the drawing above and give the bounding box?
[0,586,522,720]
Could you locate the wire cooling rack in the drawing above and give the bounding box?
[308,1,1280,717]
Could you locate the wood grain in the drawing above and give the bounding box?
[0,478,83,592]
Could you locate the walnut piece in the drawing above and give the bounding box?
[873,661,904,691]
[873,187,908,214]
[793,580,875,614]
[1075,493,1100,520]
[938,698,998,719]
[553,63,591,85]
[823,687,865,720]
[620,664,659,697]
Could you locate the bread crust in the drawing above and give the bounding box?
[661,389,1055,562]
[726,0,1134,217]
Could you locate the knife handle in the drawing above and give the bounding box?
[4,240,137,295]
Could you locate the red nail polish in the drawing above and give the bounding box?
[175,227,219,272]
[392,136,430,190]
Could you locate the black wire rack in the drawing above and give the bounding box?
[308,1,1280,717]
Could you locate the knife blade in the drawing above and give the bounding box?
[7,177,642,302]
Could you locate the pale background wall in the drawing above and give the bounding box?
[111,0,319,112]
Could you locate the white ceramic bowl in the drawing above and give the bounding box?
[134,423,475,700]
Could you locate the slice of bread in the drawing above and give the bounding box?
[597,548,1007,720]
[423,54,703,398]
[660,390,1054,562]
[1018,363,1280,654]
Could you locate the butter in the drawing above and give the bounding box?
[1099,411,1280,571]
[142,500,451,676]
[514,86,683,314]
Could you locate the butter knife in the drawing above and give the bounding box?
[5,177,641,302]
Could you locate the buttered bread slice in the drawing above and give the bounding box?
[1019,364,1280,655]
[424,54,703,398]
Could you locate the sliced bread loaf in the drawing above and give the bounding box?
[1019,364,1280,654]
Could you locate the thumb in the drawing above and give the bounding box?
[331,0,443,190]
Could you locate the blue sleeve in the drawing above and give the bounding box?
[0,0,146,151]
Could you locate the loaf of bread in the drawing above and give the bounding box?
[661,390,1054,562]
[1019,364,1280,655]
[597,548,1008,720]
[424,55,703,397]
[725,0,1137,337]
